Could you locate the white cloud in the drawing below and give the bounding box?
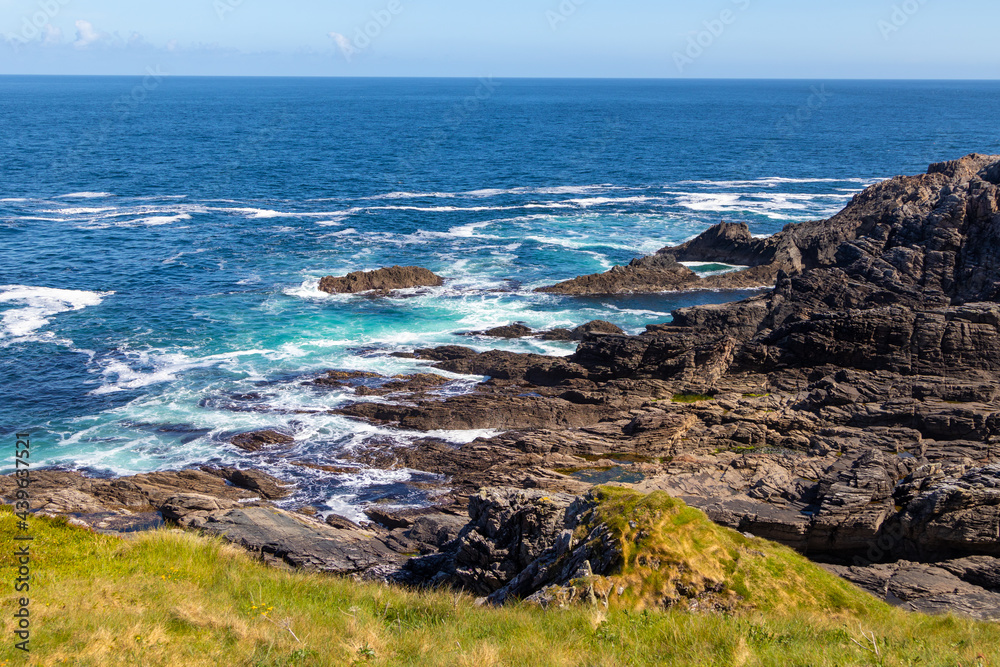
[328,32,352,51]
[73,20,103,49]
[42,25,63,46]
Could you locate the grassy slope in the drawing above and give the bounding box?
[1,494,997,667]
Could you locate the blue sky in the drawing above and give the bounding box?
[1,0,997,78]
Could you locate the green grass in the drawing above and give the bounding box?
[1,500,998,666]
[671,393,714,404]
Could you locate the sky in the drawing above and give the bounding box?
[0,0,997,78]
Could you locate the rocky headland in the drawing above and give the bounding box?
[8,155,1000,620]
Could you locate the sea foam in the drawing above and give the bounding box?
[0,285,110,345]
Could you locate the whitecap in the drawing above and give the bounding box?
[90,348,274,395]
[55,192,114,199]
[0,285,111,346]
[448,220,494,237]
[675,177,882,188]
[565,196,653,207]
[41,207,115,215]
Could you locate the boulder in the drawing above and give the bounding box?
[318,266,444,294]
[230,430,294,452]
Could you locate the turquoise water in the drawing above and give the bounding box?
[2,78,998,518]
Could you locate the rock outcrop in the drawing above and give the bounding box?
[230,430,294,452]
[537,154,1000,295]
[318,266,444,294]
[335,155,1000,617]
[465,320,626,341]
[13,156,1000,620]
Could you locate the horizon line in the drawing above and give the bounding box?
[1,74,999,82]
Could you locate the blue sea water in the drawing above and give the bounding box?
[2,77,999,519]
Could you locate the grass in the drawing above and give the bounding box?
[2,501,999,667]
[671,393,714,404]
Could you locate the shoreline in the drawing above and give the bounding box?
[6,154,1000,620]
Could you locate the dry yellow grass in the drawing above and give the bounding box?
[1,496,998,667]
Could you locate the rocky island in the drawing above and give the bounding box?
[7,155,1000,625]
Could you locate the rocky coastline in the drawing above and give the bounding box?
[7,155,1000,620]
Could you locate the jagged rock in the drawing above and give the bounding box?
[896,464,1000,558]
[405,487,588,595]
[824,559,1000,621]
[475,324,534,338]
[318,266,444,294]
[536,254,698,295]
[230,430,294,452]
[335,392,617,431]
[430,349,587,385]
[207,467,292,500]
[308,370,382,387]
[365,507,415,530]
[466,320,627,341]
[160,493,238,524]
[325,514,364,530]
[17,156,1000,621]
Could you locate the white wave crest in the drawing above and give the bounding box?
[0,285,110,345]
[55,192,114,199]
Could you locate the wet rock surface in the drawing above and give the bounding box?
[230,430,295,452]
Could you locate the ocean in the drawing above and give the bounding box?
[2,77,998,520]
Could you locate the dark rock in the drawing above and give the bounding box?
[336,392,616,431]
[325,514,364,530]
[309,370,382,387]
[209,467,292,500]
[536,255,698,295]
[365,507,415,530]
[230,430,294,452]
[411,346,479,362]
[318,266,444,294]
[475,324,534,339]
[542,320,627,341]
[191,506,406,574]
[824,560,1000,621]
[432,350,587,385]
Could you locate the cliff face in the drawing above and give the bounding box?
[574,154,1000,379]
